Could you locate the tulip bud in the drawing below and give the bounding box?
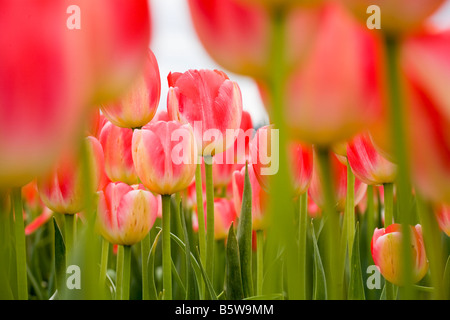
[347,133,397,186]
[99,122,139,185]
[96,182,158,246]
[196,198,237,240]
[132,121,197,195]
[371,224,429,286]
[435,204,450,237]
[37,137,104,214]
[101,50,161,129]
[167,69,243,156]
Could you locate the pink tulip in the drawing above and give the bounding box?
[289,142,314,196]
[167,69,243,156]
[347,133,397,186]
[132,121,197,195]
[341,0,445,35]
[278,3,383,146]
[25,207,53,236]
[371,224,429,286]
[96,182,158,246]
[100,50,161,129]
[99,122,139,185]
[37,137,104,214]
[22,180,43,214]
[232,164,268,230]
[435,204,450,237]
[187,0,321,78]
[196,198,237,240]
[0,1,92,187]
[87,109,108,139]
[309,151,367,213]
[152,110,171,122]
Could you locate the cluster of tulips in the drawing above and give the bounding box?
[1,0,449,301]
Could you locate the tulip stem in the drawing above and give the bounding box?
[345,160,356,262]
[141,233,151,300]
[256,230,264,296]
[383,182,395,300]
[116,245,124,300]
[64,214,75,267]
[99,238,109,289]
[366,186,375,257]
[12,188,28,300]
[161,194,172,300]
[195,161,207,281]
[204,157,215,285]
[316,147,342,300]
[122,245,131,300]
[298,192,308,300]
[385,36,415,299]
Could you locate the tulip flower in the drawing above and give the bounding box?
[309,151,367,213]
[187,0,321,78]
[289,142,314,197]
[232,164,268,230]
[101,50,161,129]
[25,207,53,236]
[435,204,450,237]
[152,110,171,122]
[37,136,104,215]
[347,133,397,186]
[99,122,139,185]
[167,69,243,156]
[87,109,108,139]
[196,198,237,240]
[371,224,429,286]
[132,121,197,195]
[341,0,446,35]
[96,182,157,246]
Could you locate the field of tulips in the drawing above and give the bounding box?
[1,0,450,304]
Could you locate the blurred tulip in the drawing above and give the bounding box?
[233,110,254,164]
[235,0,322,7]
[232,164,268,230]
[99,122,139,185]
[96,182,157,246]
[22,180,42,213]
[347,133,397,186]
[87,109,108,139]
[132,121,197,195]
[341,0,445,35]
[275,3,383,146]
[37,137,104,214]
[371,224,429,286]
[152,110,171,122]
[100,50,160,129]
[435,204,450,237]
[25,207,53,236]
[196,198,237,240]
[188,0,321,78]
[309,151,367,212]
[167,69,243,156]
[289,142,314,196]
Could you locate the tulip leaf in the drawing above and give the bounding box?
[147,229,162,300]
[226,223,244,300]
[444,255,450,299]
[53,217,66,292]
[311,221,327,300]
[171,259,186,298]
[180,202,199,300]
[195,247,218,300]
[348,223,365,300]
[243,293,284,300]
[236,162,254,298]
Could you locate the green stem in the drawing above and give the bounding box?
[316,148,341,300]
[346,160,356,262]
[13,188,28,300]
[385,36,414,299]
[256,230,264,296]
[162,194,172,300]
[122,245,131,300]
[99,238,109,288]
[298,192,308,300]
[195,161,207,277]
[64,214,75,267]
[116,245,124,300]
[204,157,215,282]
[141,233,151,300]
[366,186,375,260]
[383,183,395,300]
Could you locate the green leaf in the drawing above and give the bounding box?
[236,162,254,298]
[348,223,365,300]
[147,229,162,300]
[226,223,244,300]
[195,247,218,300]
[53,217,66,292]
[243,293,283,300]
[311,222,327,300]
[444,255,450,299]
[180,202,199,300]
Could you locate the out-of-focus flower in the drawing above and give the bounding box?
[87,109,108,139]
[347,133,397,185]
[99,122,139,185]
[132,121,197,195]
[187,0,321,78]
[341,0,446,35]
[25,207,53,236]
[152,110,171,122]
[167,69,243,156]
[435,204,450,237]
[232,164,268,230]
[289,141,314,196]
[196,198,237,240]
[235,0,322,7]
[101,50,161,129]
[22,180,42,213]
[96,182,158,246]
[371,224,429,286]
[309,151,367,212]
[37,137,104,214]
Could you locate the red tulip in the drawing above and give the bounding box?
[132,121,197,195]
[99,122,139,185]
[435,204,450,237]
[232,164,268,230]
[96,182,158,246]
[87,109,108,139]
[101,50,161,129]
[309,151,367,212]
[371,224,428,286]
[187,0,321,78]
[37,137,104,214]
[167,69,243,157]
[196,198,237,240]
[347,133,397,186]
[25,207,53,236]
[289,142,314,196]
